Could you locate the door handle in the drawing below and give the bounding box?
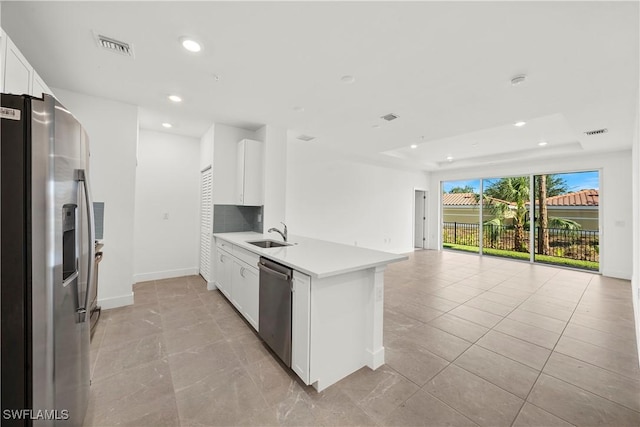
[240,267,245,278]
[76,169,95,323]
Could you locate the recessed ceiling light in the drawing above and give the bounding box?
[410,144,417,149]
[511,74,526,86]
[181,38,202,53]
[514,121,526,127]
[168,95,182,103]
[162,122,172,128]
[293,106,305,112]
[446,156,453,161]
[538,141,548,146]
[213,74,221,82]
[340,75,355,84]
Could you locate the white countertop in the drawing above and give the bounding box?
[213,232,408,279]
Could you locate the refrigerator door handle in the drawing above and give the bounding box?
[76,169,95,323]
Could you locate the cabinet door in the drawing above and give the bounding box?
[4,36,32,96]
[236,140,245,205]
[32,71,53,98]
[215,249,231,299]
[0,30,7,92]
[243,140,263,206]
[230,259,244,311]
[241,265,259,331]
[292,271,311,384]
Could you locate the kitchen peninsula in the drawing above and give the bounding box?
[212,232,407,391]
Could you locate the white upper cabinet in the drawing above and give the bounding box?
[31,70,53,99]
[2,30,54,98]
[0,30,7,92]
[236,139,263,206]
[4,34,32,96]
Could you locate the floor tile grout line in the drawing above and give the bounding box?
[377,364,480,427]
[539,369,640,416]
[508,272,594,427]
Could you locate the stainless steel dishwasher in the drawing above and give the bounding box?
[258,257,293,367]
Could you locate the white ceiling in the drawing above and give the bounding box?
[3,1,638,171]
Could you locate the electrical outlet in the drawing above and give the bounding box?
[162,213,169,220]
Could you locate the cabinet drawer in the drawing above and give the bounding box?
[216,239,233,252]
[233,245,260,268]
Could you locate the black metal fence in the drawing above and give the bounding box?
[442,222,599,262]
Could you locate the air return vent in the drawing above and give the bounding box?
[297,134,316,142]
[381,113,399,121]
[584,128,608,136]
[95,33,134,57]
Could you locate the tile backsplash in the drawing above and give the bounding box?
[213,205,263,233]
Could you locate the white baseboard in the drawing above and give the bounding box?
[207,281,218,291]
[602,269,632,280]
[98,293,134,310]
[389,247,415,255]
[134,267,199,283]
[366,347,385,370]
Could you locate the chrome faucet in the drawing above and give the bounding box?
[268,222,288,242]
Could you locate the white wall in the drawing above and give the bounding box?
[286,142,429,254]
[632,94,640,362]
[200,123,214,171]
[258,125,288,230]
[428,150,633,279]
[53,88,138,309]
[212,124,257,204]
[134,130,200,282]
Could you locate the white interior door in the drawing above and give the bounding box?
[199,167,213,282]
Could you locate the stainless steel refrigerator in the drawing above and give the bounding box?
[1,94,95,426]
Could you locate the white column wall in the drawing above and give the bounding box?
[53,88,138,309]
[632,93,640,362]
[258,125,288,230]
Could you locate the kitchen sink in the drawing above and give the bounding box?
[246,240,291,248]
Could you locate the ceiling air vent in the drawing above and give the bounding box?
[297,134,316,142]
[381,113,399,121]
[584,128,608,136]
[95,33,134,57]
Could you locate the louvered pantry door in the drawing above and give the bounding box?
[199,167,213,282]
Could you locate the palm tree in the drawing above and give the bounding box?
[537,175,550,255]
[535,174,570,255]
[484,177,530,252]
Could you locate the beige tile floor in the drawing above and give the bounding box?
[84,250,640,426]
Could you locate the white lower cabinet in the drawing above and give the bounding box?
[215,248,232,299]
[214,238,310,383]
[292,271,311,384]
[232,259,259,330]
[214,239,259,331]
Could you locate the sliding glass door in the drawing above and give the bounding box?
[532,171,599,271]
[481,176,531,261]
[442,171,600,271]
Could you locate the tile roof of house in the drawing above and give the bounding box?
[444,189,599,207]
[442,193,513,206]
[544,189,599,206]
[442,193,479,206]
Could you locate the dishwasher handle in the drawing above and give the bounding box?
[258,260,292,281]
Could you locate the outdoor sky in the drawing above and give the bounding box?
[442,171,600,194]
